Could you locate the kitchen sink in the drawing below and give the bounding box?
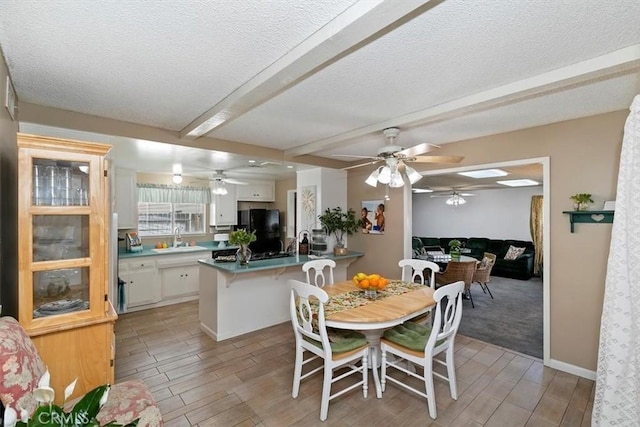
[150,245,209,253]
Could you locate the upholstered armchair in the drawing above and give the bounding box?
[0,316,162,426]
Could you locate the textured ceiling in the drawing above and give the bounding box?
[1,0,639,180]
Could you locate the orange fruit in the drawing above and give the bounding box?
[370,278,380,289]
[359,279,370,289]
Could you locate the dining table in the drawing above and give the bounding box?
[321,280,436,398]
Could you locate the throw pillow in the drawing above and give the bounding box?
[504,245,526,260]
[480,256,495,268]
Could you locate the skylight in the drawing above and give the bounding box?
[497,179,539,187]
[412,188,433,193]
[458,169,508,178]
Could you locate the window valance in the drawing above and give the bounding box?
[137,184,212,204]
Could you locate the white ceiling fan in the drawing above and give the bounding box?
[204,170,249,196]
[335,127,464,170]
[333,128,464,188]
[430,191,475,206]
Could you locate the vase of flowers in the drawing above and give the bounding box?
[229,229,256,265]
[448,239,462,261]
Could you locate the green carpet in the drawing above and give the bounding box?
[456,276,543,359]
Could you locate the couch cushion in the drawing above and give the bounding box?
[0,317,47,415]
[95,380,162,426]
[504,245,526,260]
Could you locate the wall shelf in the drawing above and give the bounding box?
[562,210,614,233]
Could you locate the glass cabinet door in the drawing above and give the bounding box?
[32,158,89,206]
[18,134,112,330]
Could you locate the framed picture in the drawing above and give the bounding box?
[361,200,385,234]
[5,76,16,121]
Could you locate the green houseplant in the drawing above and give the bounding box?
[448,239,462,261]
[229,229,256,264]
[570,193,594,211]
[318,207,359,255]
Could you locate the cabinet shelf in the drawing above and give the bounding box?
[562,210,614,233]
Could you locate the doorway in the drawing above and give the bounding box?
[410,157,550,364]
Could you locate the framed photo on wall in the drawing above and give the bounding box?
[361,200,385,234]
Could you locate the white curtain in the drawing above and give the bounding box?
[137,183,212,204]
[592,94,640,425]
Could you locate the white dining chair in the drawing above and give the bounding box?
[289,279,369,421]
[302,259,336,288]
[380,280,465,420]
[398,259,440,289]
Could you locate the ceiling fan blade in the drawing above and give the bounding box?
[341,160,382,171]
[332,154,381,160]
[222,178,248,185]
[410,155,464,164]
[397,142,440,157]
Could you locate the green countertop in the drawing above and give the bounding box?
[198,251,364,274]
[119,241,238,259]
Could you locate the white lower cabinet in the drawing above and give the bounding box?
[160,265,199,299]
[120,252,205,311]
[120,258,160,308]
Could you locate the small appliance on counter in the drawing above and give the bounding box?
[125,231,143,252]
[214,233,230,248]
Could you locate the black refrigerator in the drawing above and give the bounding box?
[237,209,281,254]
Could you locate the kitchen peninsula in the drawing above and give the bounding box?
[198,252,364,341]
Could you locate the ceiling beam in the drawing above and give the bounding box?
[18,102,347,170]
[178,0,442,139]
[286,44,640,157]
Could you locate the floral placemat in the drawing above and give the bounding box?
[312,280,426,316]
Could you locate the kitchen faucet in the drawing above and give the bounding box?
[173,226,182,248]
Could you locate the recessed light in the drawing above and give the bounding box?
[412,188,433,193]
[458,169,508,178]
[287,165,294,169]
[497,179,539,187]
[248,160,256,163]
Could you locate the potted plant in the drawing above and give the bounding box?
[318,207,360,255]
[448,239,462,261]
[570,193,594,211]
[229,228,257,265]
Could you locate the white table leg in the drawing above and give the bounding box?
[361,329,383,398]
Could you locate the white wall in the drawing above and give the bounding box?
[412,186,541,240]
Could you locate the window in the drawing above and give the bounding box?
[137,202,206,236]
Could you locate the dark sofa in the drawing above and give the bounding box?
[413,236,535,280]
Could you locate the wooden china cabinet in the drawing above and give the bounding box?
[17,133,117,402]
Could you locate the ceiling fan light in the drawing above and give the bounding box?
[378,166,391,184]
[405,165,422,184]
[446,194,466,206]
[172,174,183,184]
[365,168,380,187]
[388,171,404,188]
[212,181,228,195]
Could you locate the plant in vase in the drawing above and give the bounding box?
[318,207,359,255]
[570,193,594,211]
[229,229,256,265]
[448,239,462,261]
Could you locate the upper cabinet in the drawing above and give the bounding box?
[236,180,275,202]
[114,168,137,229]
[210,183,237,226]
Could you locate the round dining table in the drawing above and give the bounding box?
[322,280,436,398]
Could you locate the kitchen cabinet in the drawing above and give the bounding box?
[158,253,202,300]
[120,258,160,308]
[236,180,275,202]
[114,168,137,229]
[210,183,237,226]
[17,133,117,401]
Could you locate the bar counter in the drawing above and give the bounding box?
[198,251,364,341]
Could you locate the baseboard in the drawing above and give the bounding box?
[549,358,596,380]
[200,322,218,341]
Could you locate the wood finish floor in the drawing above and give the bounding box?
[115,301,594,427]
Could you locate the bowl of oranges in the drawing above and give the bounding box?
[352,272,389,298]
